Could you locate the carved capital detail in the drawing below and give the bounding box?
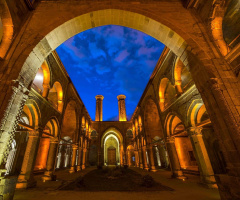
[165,136,175,143]
[188,127,203,136]
[50,137,59,143]
[72,144,78,149]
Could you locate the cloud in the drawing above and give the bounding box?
[56,25,164,121]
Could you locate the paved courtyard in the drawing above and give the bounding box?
[14,167,220,200]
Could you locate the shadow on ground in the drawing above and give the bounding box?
[58,167,174,191]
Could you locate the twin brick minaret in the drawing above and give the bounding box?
[95,95,127,121]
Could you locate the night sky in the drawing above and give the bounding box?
[56,25,164,121]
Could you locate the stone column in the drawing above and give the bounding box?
[123,150,127,166]
[147,145,157,172]
[165,137,185,179]
[138,148,143,169]
[42,137,58,181]
[127,150,131,166]
[16,128,42,188]
[0,82,29,200]
[82,148,86,170]
[0,83,29,200]
[117,95,127,121]
[95,95,104,121]
[188,127,217,188]
[97,150,102,167]
[142,147,149,170]
[76,147,82,171]
[69,144,78,173]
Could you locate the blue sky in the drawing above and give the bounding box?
[56,25,164,121]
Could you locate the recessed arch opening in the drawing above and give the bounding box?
[48,81,63,112]
[101,127,123,166]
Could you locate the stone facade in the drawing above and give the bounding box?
[0,1,239,200]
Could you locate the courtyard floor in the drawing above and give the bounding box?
[14,167,221,200]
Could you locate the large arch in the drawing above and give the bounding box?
[0,3,239,199]
[14,8,219,91]
[1,6,239,173]
[61,100,78,142]
[143,98,163,142]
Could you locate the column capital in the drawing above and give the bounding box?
[117,94,126,100]
[95,95,104,100]
[72,144,78,149]
[187,127,203,136]
[165,136,175,143]
[29,127,43,137]
[50,137,59,143]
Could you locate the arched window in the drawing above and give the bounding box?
[159,78,176,111]
[48,82,63,112]
[126,129,133,138]
[32,61,50,97]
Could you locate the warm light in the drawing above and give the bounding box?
[58,91,63,99]
[35,74,44,81]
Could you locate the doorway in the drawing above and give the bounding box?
[108,147,116,165]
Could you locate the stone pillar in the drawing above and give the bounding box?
[82,148,86,170]
[165,137,185,179]
[0,82,29,200]
[127,151,131,166]
[69,144,78,173]
[0,81,29,169]
[138,148,143,169]
[76,147,82,171]
[142,147,149,170]
[42,137,58,181]
[117,95,127,121]
[123,150,127,166]
[95,95,104,121]
[147,145,157,172]
[188,127,217,188]
[16,128,42,188]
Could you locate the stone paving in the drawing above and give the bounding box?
[14,167,221,200]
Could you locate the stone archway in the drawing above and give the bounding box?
[0,3,239,199]
[101,127,123,166]
[104,134,120,166]
[1,7,239,175]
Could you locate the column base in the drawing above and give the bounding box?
[200,175,218,189]
[82,165,85,170]
[69,167,75,173]
[172,170,187,180]
[0,174,17,200]
[144,165,149,171]
[76,166,81,171]
[140,164,144,169]
[42,171,56,182]
[150,166,157,172]
[16,175,37,189]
